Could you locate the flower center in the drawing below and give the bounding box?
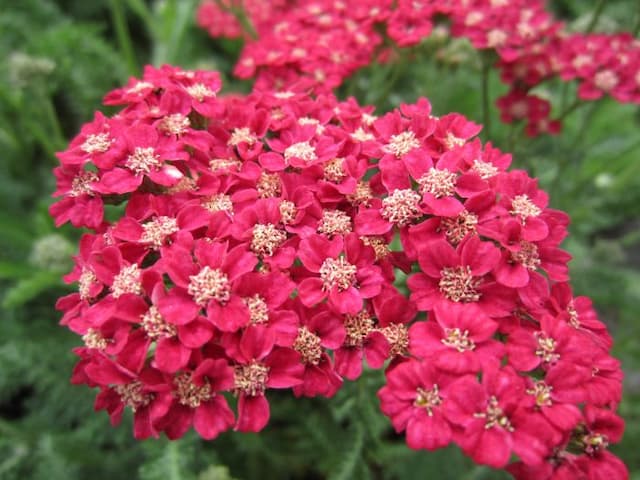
[126,146,162,175]
[347,181,373,206]
[188,266,231,306]
[487,29,508,48]
[510,194,541,221]
[111,264,142,298]
[167,177,197,194]
[441,210,478,245]
[209,157,242,172]
[320,257,357,291]
[257,172,282,198]
[443,132,466,150]
[582,433,609,456]
[567,304,580,328]
[379,323,409,356]
[140,216,178,248]
[471,159,499,179]
[298,116,324,134]
[362,113,377,125]
[475,396,513,431]
[381,189,422,226]
[465,11,483,26]
[438,266,481,302]
[526,381,553,407]
[511,241,541,270]
[384,130,420,157]
[594,70,619,92]
[279,200,297,224]
[81,133,113,154]
[114,381,152,412]
[141,305,177,339]
[78,267,98,300]
[361,236,390,260]
[273,91,294,99]
[234,361,269,396]
[202,194,234,215]
[418,168,457,198]
[344,310,375,347]
[284,141,317,163]
[228,127,257,146]
[293,326,323,365]
[251,223,287,256]
[318,209,352,236]
[173,372,212,408]
[159,114,190,136]
[323,157,346,182]
[126,81,153,95]
[243,294,269,324]
[70,171,99,197]
[186,83,216,102]
[350,127,375,142]
[82,328,109,350]
[534,332,560,364]
[414,386,442,415]
[441,327,475,352]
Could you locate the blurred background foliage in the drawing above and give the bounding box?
[0,0,638,478]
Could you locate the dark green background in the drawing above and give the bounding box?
[0,1,638,478]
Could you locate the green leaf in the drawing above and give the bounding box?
[0,213,33,252]
[139,440,196,480]
[197,465,238,480]
[2,270,63,309]
[0,261,34,279]
[328,423,365,480]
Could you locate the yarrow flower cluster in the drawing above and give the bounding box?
[51,65,627,479]
[198,0,640,136]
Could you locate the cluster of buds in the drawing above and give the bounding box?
[51,65,626,478]
[198,0,640,136]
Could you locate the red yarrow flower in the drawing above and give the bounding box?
[158,237,257,332]
[409,303,504,374]
[228,326,304,432]
[378,358,476,451]
[297,233,384,314]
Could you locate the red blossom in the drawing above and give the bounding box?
[51,65,625,475]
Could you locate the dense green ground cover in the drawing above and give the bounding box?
[0,1,638,478]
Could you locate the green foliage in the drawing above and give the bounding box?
[0,0,638,479]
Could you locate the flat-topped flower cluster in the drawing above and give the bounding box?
[199,0,640,136]
[51,65,626,479]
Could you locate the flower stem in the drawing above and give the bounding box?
[165,0,198,64]
[585,0,606,33]
[109,0,138,76]
[480,51,492,139]
[557,97,585,122]
[372,49,407,107]
[44,96,65,149]
[506,122,524,153]
[214,0,257,40]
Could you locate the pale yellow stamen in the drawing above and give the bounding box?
[293,326,323,365]
[81,133,112,154]
[414,386,442,416]
[381,189,422,226]
[234,362,269,396]
[439,266,481,302]
[188,266,231,306]
[383,131,420,157]
[441,328,475,352]
[111,264,142,298]
[126,147,161,175]
[174,372,212,408]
